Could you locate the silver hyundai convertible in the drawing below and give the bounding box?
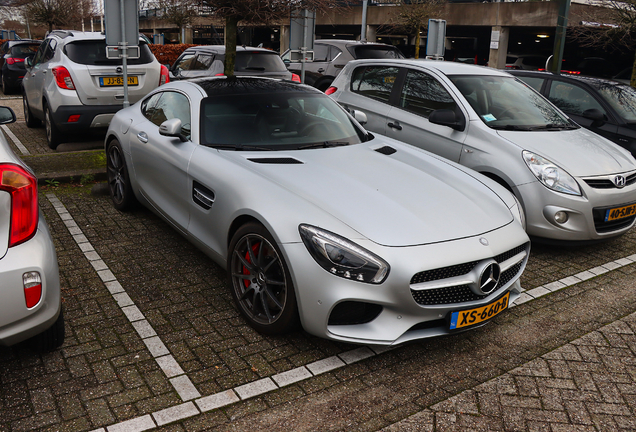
[105,77,530,345]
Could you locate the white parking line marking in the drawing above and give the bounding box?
[49,192,636,431]
[2,124,29,155]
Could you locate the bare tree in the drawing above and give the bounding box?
[6,0,96,33]
[390,0,444,59]
[204,0,341,76]
[570,0,636,85]
[156,0,200,42]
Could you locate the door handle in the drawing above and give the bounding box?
[317,68,325,73]
[388,121,402,131]
[137,132,148,143]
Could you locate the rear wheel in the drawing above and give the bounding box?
[31,308,65,352]
[23,94,40,128]
[106,139,137,211]
[44,103,62,149]
[228,222,299,335]
[2,78,11,95]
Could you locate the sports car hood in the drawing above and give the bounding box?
[496,128,636,177]
[229,142,514,247]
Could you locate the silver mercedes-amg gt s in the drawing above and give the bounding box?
[105,77,530,345]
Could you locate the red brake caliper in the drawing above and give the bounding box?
[243,242,261,288]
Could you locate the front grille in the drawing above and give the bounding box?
[410,242,529,306]
[584,172,636,189]
[593,203,636,233]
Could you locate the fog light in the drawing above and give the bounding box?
[23,271,42,308]
[554,211,569,224]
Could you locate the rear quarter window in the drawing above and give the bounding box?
[351,66,399,103]
[63,41,155,65]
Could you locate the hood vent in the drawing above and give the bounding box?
[248,157,303,164]
[375,146,397,155]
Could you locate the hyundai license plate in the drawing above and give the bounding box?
[605,203,636,222]
[449,292,510,330]
[99,76,138,87]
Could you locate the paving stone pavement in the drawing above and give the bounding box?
[4,93,636,431]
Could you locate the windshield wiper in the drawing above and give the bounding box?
[526,124,579,131]
[206,143,274,151]
[242,67,266,71]
[298,141,350,149]
[490,124,533,131]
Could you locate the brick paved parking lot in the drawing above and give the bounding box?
[5,94,636,431]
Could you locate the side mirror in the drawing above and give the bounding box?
[429,109,465,131]
[25,56,32,68]
[0,106,16,124]
[582,108,606,128]
[159,118,187,142]
[283,58,291,67]
[351,109,367,125]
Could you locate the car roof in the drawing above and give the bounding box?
[350,58,511,77]
[509,70,627,87]
[315,39,397,49]
[183,45,278,55]
[191,76,321,96]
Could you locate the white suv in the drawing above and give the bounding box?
[22,30,169,149]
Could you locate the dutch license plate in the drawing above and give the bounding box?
[99,76,138,87]
[605,203,636,222]
[449,292,510,330]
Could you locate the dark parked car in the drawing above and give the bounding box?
[0,39,40,94]
[281,40,404,91]
[170,45,298,81]
[511,70,636,157]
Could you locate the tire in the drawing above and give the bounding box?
[317,79,333,92]
[44,103,62,149]
[23,94,41,128]
[106,139,137,211]
[30,308,65,352]
[228,222,299,335]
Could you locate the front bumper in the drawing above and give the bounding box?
[281,222,529,345]
[0,215,61,346]
[517,173,636,242]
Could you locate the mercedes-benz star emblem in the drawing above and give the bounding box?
[479,263,501,295]
[479,237,489,246]
[613,175,626,188]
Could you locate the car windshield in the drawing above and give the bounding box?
[201,91,365,150]
[593,82,636,123]
[10,44,39,58]
[449,75,575,130]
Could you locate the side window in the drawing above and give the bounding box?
[42,39,57,63]
[150,92,191,138]
[350,66,399,104]
[400,69,457,118]
[548,81,606,116]
[141,92,163,121]
[174,53,196,71]
[191,54,214,70]
[313,44,329,62]
[516,76,544,93]
[32,40,49,66]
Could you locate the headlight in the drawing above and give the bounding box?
[299,224,389,284]
[510,194,526,230]
[522,151,581,196]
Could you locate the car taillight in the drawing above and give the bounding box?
[23,271,42,308]
[325,86,337,95]
[160,64,170,85]
[291,73,301,83]
[52,66,75,90]
[0,164,38,247]
[5,57,25,65]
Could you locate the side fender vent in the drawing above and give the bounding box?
[375,146,397,155]
[248,158,303,164]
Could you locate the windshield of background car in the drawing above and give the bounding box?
[594,82,636,123]
[200,91,364,150]
[350,45,404,59]
[63,41,155,65]
[235,52,288,72]
[449,75,573,130]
